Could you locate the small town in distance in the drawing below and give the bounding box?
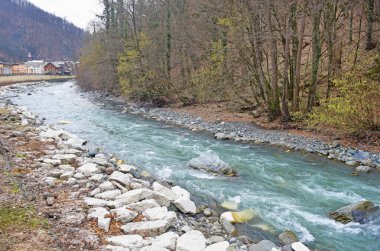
[0,53,75,76]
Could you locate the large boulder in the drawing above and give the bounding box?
[176,230,206,251]
[106,235,143,249]
[188,152,237,176]
[329,200,379,224]
[121,220,171,237]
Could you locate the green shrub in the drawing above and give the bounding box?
[308,60,380,135]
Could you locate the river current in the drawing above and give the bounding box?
[9,81,380,250]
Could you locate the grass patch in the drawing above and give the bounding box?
[0,206,48,230]
[15,153,27,158]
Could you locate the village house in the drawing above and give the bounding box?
[44,61,72,75]
[11,63,28,75]
[0,62,12,75]
[24,60,45,74]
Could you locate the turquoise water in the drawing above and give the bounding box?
[10,81,380,250]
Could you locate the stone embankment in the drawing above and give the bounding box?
[0,84,313,250]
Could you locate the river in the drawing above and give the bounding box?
[8,81,380,250]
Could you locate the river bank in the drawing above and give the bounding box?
[0,75,74,86]
[103,97,380,172]
[0,82,316,251]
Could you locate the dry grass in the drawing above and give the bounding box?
[0,75,74,86]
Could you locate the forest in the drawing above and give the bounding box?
[77,0,380,137]
[0,0,83,62]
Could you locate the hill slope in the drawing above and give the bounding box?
[0,0,83,62]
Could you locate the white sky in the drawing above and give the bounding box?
[27,0,103,29]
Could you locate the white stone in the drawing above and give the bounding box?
[39,128,62,139]
[84,197,109,207]
[102,245,130,251]
[98,217,111,232]
[106,235,143,249]
[90,188,101,196]
[59,165,75,172]
[174,198,196,214]
[205,241,229,251]
[220,212,235,223]
[153,182,180,201]
[43,159,61,166]
[95,190,122,200]
[116,188,154,204]
[52,154,76,162]
[99,181,115,191]
[121,220,170,237]
[171,186,191,199]
[141,247,169,251]
[66,178,77,185]
[43,177,57,186]
[151,192,171,207]
[66,138,86,150]
[88,207,109,219]
[291,242,311,251]
[143,207,177,225]
[89,174,106,182]
[119,164,138,173]
[111,207,138,223]
[77,163,99,176]
[127,199,161,213]
[149,232,179,251]
[109,171,131,186]
[74,172,85,179]
[356,165,372,173]
[90,157,109,166]
[95,153,106,159]
[176,230,206,251]
[60,171,74,180]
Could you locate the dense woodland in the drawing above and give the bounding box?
[78,0,380,136]
[0,0,83,62]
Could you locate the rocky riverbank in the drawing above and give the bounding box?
[113,100,380,173]
[0,83,314,251]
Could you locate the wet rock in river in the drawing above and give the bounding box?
[329,200,379,224]
[188,152,237,176]
[278,230,298,245]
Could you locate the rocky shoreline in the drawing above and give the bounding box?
[0,82,314,250]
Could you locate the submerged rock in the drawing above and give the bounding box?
[278,230,298,245]
[188,152,237,176]
[220,209,255,224]
[329,200,379,224]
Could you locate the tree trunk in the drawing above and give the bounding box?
[366,0,376,50]
[293,1,307,111]
[325,0,337,102]
[165,0,172,82]
[307,1,322,112]
[266,1,280,120]
[282,13,291,122]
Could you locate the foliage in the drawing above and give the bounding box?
[308,59,380,135]
[118,33,169,101]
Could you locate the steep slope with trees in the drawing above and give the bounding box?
[78,0,380,137]
[0,0,83,62]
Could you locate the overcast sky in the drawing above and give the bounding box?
[28,0,102,29]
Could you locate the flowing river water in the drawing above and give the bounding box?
[8,81,380,250]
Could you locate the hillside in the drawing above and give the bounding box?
[0,0,83,62]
